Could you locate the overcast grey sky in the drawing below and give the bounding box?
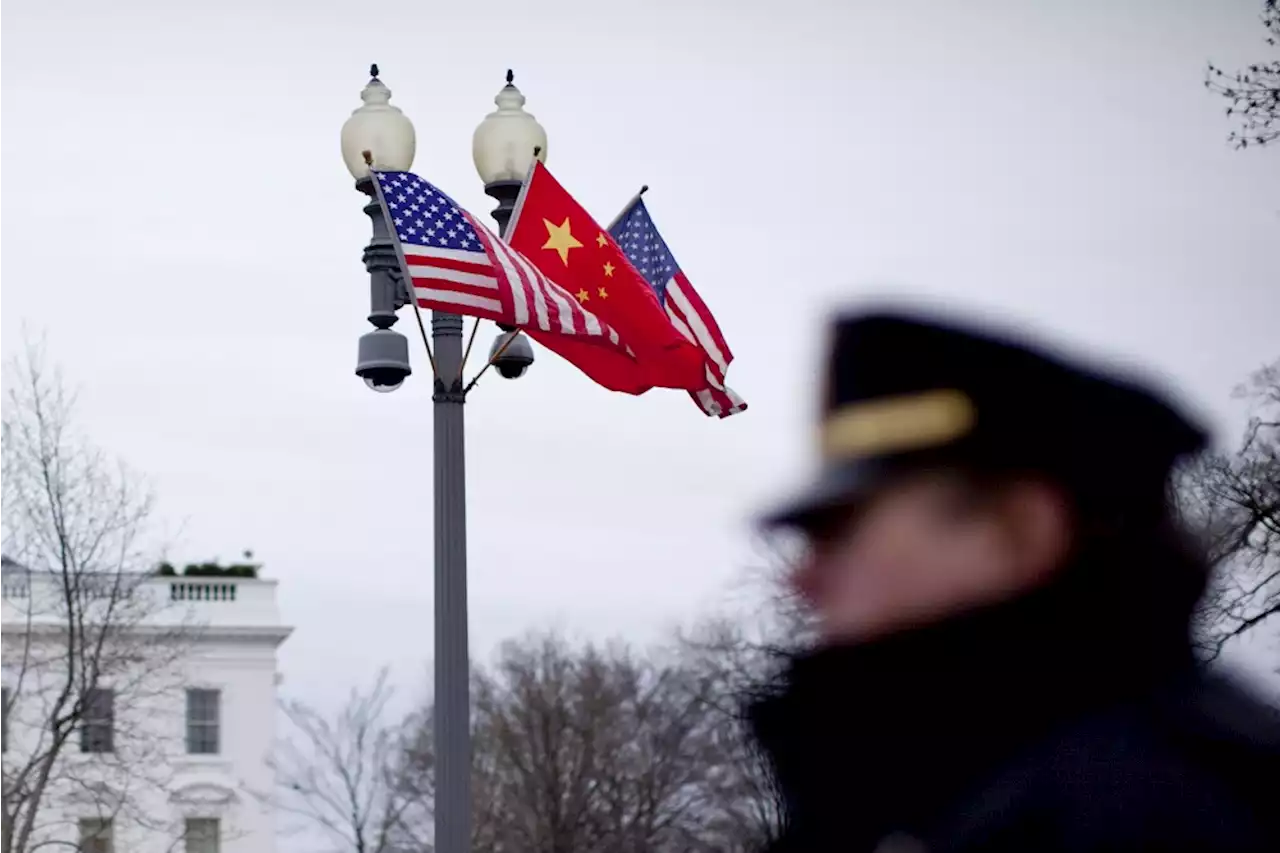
[3,0,1278,709]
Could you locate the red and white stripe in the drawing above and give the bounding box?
[662,272,747,418]
[400,213,624,351]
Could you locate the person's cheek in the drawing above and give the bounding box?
[910,521,1014,617]
[816,528,916,640]
[950,525,1017,601]
[848,515,972,628]
[790,551,828,608]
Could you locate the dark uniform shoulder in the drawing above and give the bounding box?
[937,673,1280,852]
[1156,671,1280,751]
[1058,674,1278,849]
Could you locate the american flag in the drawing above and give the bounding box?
[372,171,625,348]
[609,198,747,418]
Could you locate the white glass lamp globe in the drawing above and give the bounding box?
[472,70,548,185]
[340,65,416,180]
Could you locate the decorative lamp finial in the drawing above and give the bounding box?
[472,71,549,184]
[340,67,416,179]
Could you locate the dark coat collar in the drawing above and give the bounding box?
[748,552,1200,850]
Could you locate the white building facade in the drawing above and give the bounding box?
[2,566,291,853]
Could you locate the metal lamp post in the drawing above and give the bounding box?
[340,66,546,853]
[342,65,417,394]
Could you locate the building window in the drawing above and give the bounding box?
[79,818,113,853]
[184,818,219,853]
[3,686,11,752]
[185,688,221,755]
[80,688,114,753]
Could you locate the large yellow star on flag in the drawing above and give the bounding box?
[542,217,583,266]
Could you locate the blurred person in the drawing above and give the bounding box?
[749,310,1280,852]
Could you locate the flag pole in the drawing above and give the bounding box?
[364,150,439,380]
[467,148,542,390]
[500,152,541,241]
[461,331,520,395]
[408,299,439,381]
[604,184,649,233]
[458,149,542,383]
[457,319,481,385]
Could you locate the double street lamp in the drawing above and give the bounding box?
[339,65,547,853]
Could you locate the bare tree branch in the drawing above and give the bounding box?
[1176,359,1280,660]
[2,342,193,853]
[1205,0,1280,149]
[264,667,413,853]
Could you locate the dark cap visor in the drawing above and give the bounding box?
[758,459,900,532]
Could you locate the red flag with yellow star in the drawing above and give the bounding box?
[505,163,708,394]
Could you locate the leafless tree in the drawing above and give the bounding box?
[477,634,720,852]
[268,668,414,853]
[1206,0,1280,149]
[395,632,776,853]
[674,618,790,853]
[1,344,191,853]
[1176,359,1280,659]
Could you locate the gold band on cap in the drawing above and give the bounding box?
[821,389,976,461]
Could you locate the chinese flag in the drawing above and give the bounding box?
[505,163,707,394]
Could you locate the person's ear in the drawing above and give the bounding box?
[998,480,1074,584]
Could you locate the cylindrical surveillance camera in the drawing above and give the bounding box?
[489,330,534,380]
[356,328,412,393]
